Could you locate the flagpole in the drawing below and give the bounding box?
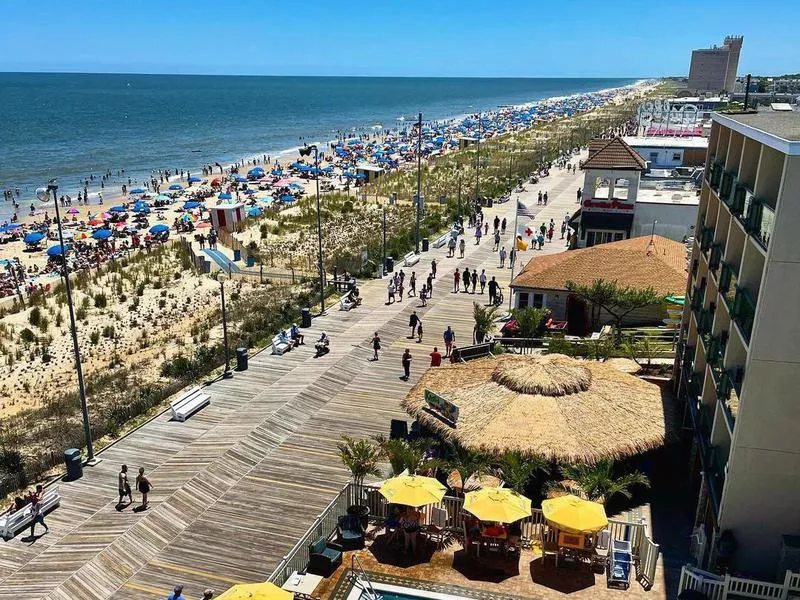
[508,195,520,310]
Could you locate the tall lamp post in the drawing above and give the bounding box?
[474,112,482,212]
[40,179,97,464]
[214,270,233,379]
[299,144,325,313]
[415,112,423,253]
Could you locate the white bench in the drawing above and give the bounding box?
[403,251,420,267]
[339,291,356,311]
[432,231,451,249]
[0,487,61,539]
[271,334,292,355]
[170,386,211,421]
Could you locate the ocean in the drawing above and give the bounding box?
[0,73,637,218]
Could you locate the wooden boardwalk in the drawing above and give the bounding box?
[0,165,586,600]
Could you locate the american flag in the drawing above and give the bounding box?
[517,200,535,218]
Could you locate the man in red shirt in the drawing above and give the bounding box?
[430,346,442,367]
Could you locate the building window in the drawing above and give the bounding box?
[533,293,545,309]
[614,232,624,241]
[673,152,682,161]
[613,178,630,200]
[517,292,529,309]
[587,230,624,246]
[649,152,659,162]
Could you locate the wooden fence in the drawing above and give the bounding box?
[678,565,800,600]
[267,482,660,589]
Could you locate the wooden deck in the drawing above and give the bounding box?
[0,164,587,600]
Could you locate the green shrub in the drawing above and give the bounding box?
[94,293,108,309]
[90,331,100,345]
[28,307,41,327]
[19,328,36,344]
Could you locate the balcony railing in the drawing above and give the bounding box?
[699,226,714,253]
[730,183,748,217]
[718,261,738,311]
[717,367,742,432]
[709,243,723,274]
[706,331,727,368]
[706,445,728,508]
[690,284,706,312]
[719,171,736,206]
[746,199,775,250]
[697,307,715,336]
[709,162,723,191]
[733,286,757,343]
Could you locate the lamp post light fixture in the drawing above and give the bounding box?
[299,144,326,313]
[39,179,98,465]
[415,112,423,253]
[214,270,233,379]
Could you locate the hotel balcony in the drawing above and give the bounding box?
[705,331,727,382]
[708,161,723,192]
[690,283,706,313]
[719,170,736,207]
[732,286,757,343]
[716,366,743,434]
[745,198,776,251]
[699,226,714,255]
[708,243,723,276]
[696,306,715,337]
[706,444,729,514]
[717,261,739,312]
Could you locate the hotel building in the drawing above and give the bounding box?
[687,36,743,94]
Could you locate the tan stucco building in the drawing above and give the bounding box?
[677,106,800,579]
[687,36,743,94]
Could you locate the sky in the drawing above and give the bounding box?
[1,0,797,77]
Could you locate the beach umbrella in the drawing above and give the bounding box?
[463,488,531,523]
[188,176,202,183]
[233,175,247,183]
[248,167,264,177]
[181,212,196,222]
[149,224,170,234]
[168,183,184,191]
[46,243,70,257]
[210,177,222,186]
[218,192,232,200]
[378,475,446,508]
[402,354,673,463]
[322,166,334,173]
[66,207,80,215]
[92,229,113,240]
[541,495,608,534]
[99,212,112,219]
[130,187,147,195]
[279,194,294,203]
[0,224,22,233]
[88,218,104,226]
[215,582,292,600]
[182,201,202,210]
[288,183,302,190]
[110,205,127,213]
[23,232,46,244]
[156,194,172,202]
[247,207,262,217]
[355,173,367,180]
[132,203,150,214]
[270,169,283,176]
[243,189,256,195]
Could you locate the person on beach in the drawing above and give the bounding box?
[29,485,48,537]
[409,311,419,338]
[372,332,381,361]
[136,467,152,510]
[453,269,460,293]
[479,269,487,294]
[459,238,466,258]
[118,464,133,506]
[443,326,456,357]
[499,246,507,268]
[408,271,416,297]
[401,349,412,381]
[430,346,442,367]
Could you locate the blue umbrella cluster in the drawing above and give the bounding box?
[46,243,70,257]
[92,229,112,240]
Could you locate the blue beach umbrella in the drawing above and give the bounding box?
[24,231,46,244]
[92,229,113,240]
[233,175,247,183]
[243,189,256,195]
[149,224,170,234]
[288,183,303,190]
[248,167,264,177]
[183,201,202,210]
[0,224,22,232]
[355,173,367,180]
[168,183,184,191]
[46,243,70,257]
[343,171,356,178]
[322,166,334,173]
[270,168,283,176]
[132,203,150,214]
[247,207,262,217]
[130,187,147,195]
[110,205,127,213]
[218,192,232,200]
[280,194,294,202]
[188,176,202,183]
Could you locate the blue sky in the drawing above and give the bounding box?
[1,0,797,77]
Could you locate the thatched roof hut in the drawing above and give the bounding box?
[402,354,673,464]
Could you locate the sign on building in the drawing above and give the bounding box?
[424,389,459,425]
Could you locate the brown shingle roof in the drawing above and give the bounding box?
[580,137,647,171]
[510,235,688,295]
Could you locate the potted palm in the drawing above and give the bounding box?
[337,435,381,525]
[549,459,650,505]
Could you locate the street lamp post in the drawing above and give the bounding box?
[42,179,97,464]
[474,112,482,211]
[415,112,422,253]
[215,271,233,379]
[300,145,325,313]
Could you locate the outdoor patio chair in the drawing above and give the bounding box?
[540,527,560,567]
[592,528,611,570]
[607,539,633,589]
[337,515,365,550]
[425,506,449,550]
[307,536,343,576]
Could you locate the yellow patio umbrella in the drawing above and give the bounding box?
[378,475,446,507]
[216,582,292,600]
[463,487,532,523]
[541,494,608,534]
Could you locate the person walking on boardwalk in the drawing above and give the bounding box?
[499,246,507,268]
[118,464,133,506]
[543,191,548,205]
[409,311,419,338]
[419,284,428,307]
[443,326,456,357]
[417,319,424,344]
[494,215,500,232]
[453,269,461,293]
[479,269,487,294]
[447,236,456,258]
[430,346,442,367]
[463,269,471,293]
[488,276,500,306]
[29,484,48,537]
[401,349,412,381]
[136,467,152,510]
[577,187,582,203]
[459,238,466,258]
[538,190,542,205]
[471,269,478,294]
[431,259,437,278]
[387,279,396,304]
[408,271,416,297]
[501,217,507,234]
[371,332,381,361]
[493,229,501,251]
[397,277,404,302]
[166,584,186,600]
[475,224,482,245]
[509,247,516,269]
[426,272,434,297]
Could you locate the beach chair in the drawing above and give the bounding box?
[425,506,449,550]
[607,539,633,589]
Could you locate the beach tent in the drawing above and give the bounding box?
[130,187,147,195]
[92,229,113,240]
[168,184,184,191]
[46,243,70,257]
[149,224,170,234]
[247,207,262,217]
[218,192,232,200]
[23,232,46,245]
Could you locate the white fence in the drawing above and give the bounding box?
[678,565,800,600]
[267,482,660,588]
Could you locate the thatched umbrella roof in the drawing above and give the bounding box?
[402,354,673,464]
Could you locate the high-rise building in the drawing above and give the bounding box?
[677,106,800,580]
[688,36,744,94]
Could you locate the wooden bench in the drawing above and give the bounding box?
[339,291,356,311]
[271,333,292,355]
[432,227,458,249]
[170,386,211,421]
[0,487,61,539]
[452,342,494,363]
[403,251,420,267]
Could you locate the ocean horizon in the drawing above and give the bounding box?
[0,73,638,216]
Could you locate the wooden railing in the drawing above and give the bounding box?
[267,482,660,588]
[678,565,800,600]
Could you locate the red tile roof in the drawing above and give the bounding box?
[581,137,647,171]
[510,235,688,295]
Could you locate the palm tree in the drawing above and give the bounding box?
[498,451,550,494]
[336,435,382,508]
[442,440,490,491]
[372,435,438,477]
[473,302,500,343]
[556,459,650,504]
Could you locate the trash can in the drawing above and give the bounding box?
[246,255,255,267]
[235,347,248,371]
[64,448,83,481]
[301,307,312,328]
[385,256,394,273]
[422,238,429,252]
[233,249,241,262]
